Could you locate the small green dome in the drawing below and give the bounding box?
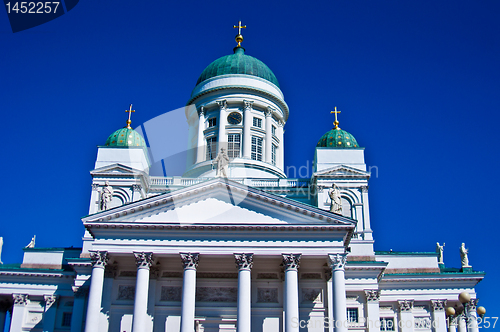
[317,128,360,148]
[196,47,280,87]
[105,127,146,147]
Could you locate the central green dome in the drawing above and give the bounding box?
[196,47,280,87]
[317,128,359,148]
[105,127,146,147]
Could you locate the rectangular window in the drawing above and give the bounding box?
[62,312,72,327]
[253,117,262,128]
[347,308,359,323]
[380,318,395,331]
[208,117,217,128]
[271,144,277,166]
[206,136,217,160]
[271,125,276,136]
[251,136,263,161]
[227,134,241,158]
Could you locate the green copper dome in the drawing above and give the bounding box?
[317,128,359,148]
[105,127,146,147]
[196,47,280,87]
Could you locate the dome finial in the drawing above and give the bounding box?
[125,104,135,129]
[331,106,341,130]
[233,20,247,47]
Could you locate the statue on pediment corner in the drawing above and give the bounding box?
[328,184,342,214]
[100,181,114,211]
[213,148,229,178]
[460,243,470,267]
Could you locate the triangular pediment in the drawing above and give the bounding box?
[313,165,370,178]
[90,163,147,176]
[83,178,355,228]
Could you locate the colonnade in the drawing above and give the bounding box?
[83,251,348,332]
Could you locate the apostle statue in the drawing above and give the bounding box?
[328,184,342,214]
[436,242,445,264]
[25,235,36,248]
[460,243,470,267]
[100,181,114,211]
[213,148,229,178]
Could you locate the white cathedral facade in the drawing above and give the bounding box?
[0,29,485,332]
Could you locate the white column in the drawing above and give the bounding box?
[217,100,228,152]
[132,252,154,332]
[84,251,108,332]
[365,290,380,332]
[277,120,284,170]
[397,300,414,332]
[326,271,333,332]
[431,300,447,332]
[448,316,458,332]
[467,300,479,332]
[235,254,253,332]
[10,294,28,332]
[242,100,253,159]
[264,108,273,163]
[329,254,348,332]
[282,254,301,332]
[180,253,199,332]
[457,316,466,332]
[71,288,88,332]
[42,295,58,332]
[196,107,206,164]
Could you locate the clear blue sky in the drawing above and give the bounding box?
[1,0,499,316]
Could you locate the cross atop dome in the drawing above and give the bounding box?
[331,106,341,130]
[233,20,246,47]
[125,104,135,129]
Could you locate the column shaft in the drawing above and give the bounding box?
[235,253,253,332]
[329,254,348,332]
[196,108,206,164]
[457,317,466,332]
[217,100,227,151]
[242,101,252,159]
[180,253,199,332]
[264,109,272,163]
[10,294,28,332]
[84,251,108,332]
[132,252,153,332]
[71,289,87,332]
[282,254,301,332]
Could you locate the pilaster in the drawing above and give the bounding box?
[365,290,380,332]
[398,300,414,332]
[43,295,58,332]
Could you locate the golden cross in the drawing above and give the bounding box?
[125,104,135,129]
[330,106,341,129]
[233,21,246,35]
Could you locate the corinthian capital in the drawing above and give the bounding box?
[44,295,58,309]
[89,251,108,268]
[328,253,347,271]
[180,252,199,270]
[216,100,227,110]
[264,107,274,117]
[398,299,414,312]
[282,254,301,271]
[365,290,380,302]
[13,294,28,306]
[197,106,206,117]
[134,252,154,269]
[431,299,446,312]
[243,100,254,111]
[235,253,254,270]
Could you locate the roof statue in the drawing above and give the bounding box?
[328,183,342,214]
[100,181,114,211]
[460,242,471,268]
[436,242,445,264]
[25,235,35,248]
[213,148,229,178]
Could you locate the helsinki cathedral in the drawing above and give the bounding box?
[0,23,486,332]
